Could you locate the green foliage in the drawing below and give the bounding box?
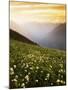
[10,39,66,89]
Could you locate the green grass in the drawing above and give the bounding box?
[10,39,66,89]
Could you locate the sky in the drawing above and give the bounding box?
[10,2,66,23]
[10,2,66,49]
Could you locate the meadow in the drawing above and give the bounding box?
[10,39,66,88]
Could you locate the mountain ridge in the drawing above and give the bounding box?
[10,29,37,45]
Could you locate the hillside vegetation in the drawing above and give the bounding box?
[10,29,37,45]
[10,38,66,89]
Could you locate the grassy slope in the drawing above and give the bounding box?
[10,39,66,88]
[10,29,37,45]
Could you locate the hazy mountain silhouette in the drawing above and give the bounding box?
[10,29,37,45]
[10,20,66,50]
[39,23,66,50]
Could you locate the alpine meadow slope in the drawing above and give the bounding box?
[10,30,66,88]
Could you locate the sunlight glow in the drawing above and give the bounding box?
[10,2,66,23]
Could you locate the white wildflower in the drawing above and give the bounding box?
[59,69,63,73]
[13,79,17,82]
[35,80,38,82]
[10,68,13,72]
[60,80,64,84]
[24,69,27,72]
[51,83,53,85]
[10,71,14,75]
[27,54,33,58]
[36,66,39,69]
[20,74,22,76]
[35,70,37,72]
[59,64,63,68]
[28,72,31,75]
[13,65,16,69]
[45,78,47,80]
[30,67,33,70]
[46,73,50,78]
[63,81,65,84]
[21,83,25,88]
[15,75,18,79]
[40,56,42,60]
[34,60,36,63]
[25,82,28,84]
[41,71,43,73]
[25,75,29,82]
[10,68,14,75]
[61,75,63,78]
[26,64,29,68]
[23,63,25,67]
[56,79,60,83]
[50,65,52,68]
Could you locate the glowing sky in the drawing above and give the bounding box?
[10,2,66,50]
[10,2,66,23]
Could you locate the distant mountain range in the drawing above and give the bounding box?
[39,23,66,50]
[10,21,66,50]
[24,22,66,50]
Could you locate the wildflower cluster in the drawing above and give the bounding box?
[10,39,66,88]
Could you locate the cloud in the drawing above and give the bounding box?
[10,2,66,23]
